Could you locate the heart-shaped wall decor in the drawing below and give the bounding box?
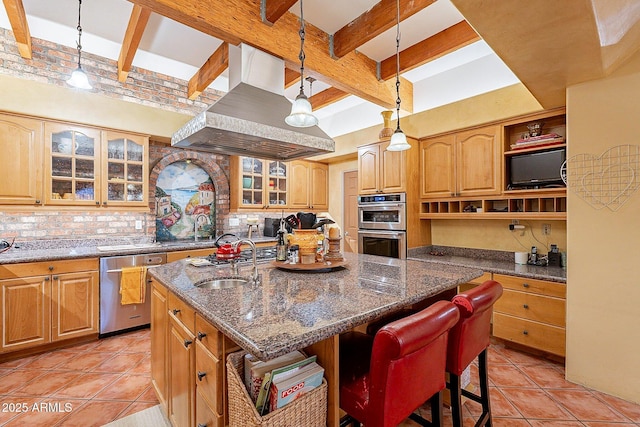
[565,145,640,211]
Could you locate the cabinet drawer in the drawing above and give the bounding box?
[195,341,223,415]
[195,313,222,357]
[168,292,195,334]
[196,388,224,427]
[493,274,565,298]
[493,312,565,356]
[0,258,99,279]
[495,289,565,327]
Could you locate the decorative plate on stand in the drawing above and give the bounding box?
[271,260,347,272]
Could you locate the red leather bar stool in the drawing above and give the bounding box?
[339,301,460,427]
[446,280,503,427]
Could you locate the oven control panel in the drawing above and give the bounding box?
[357,193,405,204]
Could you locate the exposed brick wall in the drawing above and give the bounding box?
[0,210,154,241]
[0,28,222,115]
[0,28,241,242]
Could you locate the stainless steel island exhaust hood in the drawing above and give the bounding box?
[171,44,335,160]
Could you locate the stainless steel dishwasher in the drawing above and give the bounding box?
[99,252,167,336]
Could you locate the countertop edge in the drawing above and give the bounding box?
[408,255,566,283]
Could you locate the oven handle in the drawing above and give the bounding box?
[358,203,405,209]
[358,230,406,238]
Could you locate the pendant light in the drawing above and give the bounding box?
[285,0,318,128]
[66,0,92,90]
[387,0,410,151]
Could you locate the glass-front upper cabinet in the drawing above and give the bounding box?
[266,160,288,206]
[241,157,264,208]
[45,123,101,205]
[102,131,148,206]
[236,157,288,209]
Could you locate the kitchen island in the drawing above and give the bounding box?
[148,251,482,427]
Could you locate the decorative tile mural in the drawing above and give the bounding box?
[155,161,215,241]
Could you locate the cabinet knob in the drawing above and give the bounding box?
[197,331,207,341]
[172,308,181,315]
[44,277,50,281]
[96,201,100,205]
[523,330,529,335]
[522,283,530,288]
[52,275,59,280]
[49,266,54,271]
[103,201,108,205]
[523,304,529,309]
[36,199,41,204]
[197,371,207,381]
[183,339,193,348]
[198,424,207,427]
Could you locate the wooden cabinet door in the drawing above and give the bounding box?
[51,270,99,341]
[358,144,380,194]
[290,161,329,210]
[289,160,311,209]
[0,276,50,352]
[420,136,456,198]
[455,125,501,196]
[0,114,43,205]
[151,280,169,412]
[168,313,195,427]
[102,131,149,207]
[195,341,223,419]
[380,145,405,193]
[310,162,329,210]
[44,122,102,206]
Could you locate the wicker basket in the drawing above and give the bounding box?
[226,351,328,427]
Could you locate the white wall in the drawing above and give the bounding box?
[565,51,640,403]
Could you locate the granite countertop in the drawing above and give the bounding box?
[0,237,277,265]
[148,251,483,360]
[408,246,566,283]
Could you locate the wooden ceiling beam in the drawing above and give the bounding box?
[332,0,435,59]
[379,21,480,81]
[310,87,349,110]
[188,43,229,100]
[284,67,300,88]
[129,0,412,112]
[262,0,297,25]
[2,0,32,59]
[118,4,152,82]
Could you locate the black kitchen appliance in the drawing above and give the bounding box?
[264,218,291,237]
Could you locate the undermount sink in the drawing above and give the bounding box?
[195,278,248,289]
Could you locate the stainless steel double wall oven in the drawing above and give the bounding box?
[357,193,407,259]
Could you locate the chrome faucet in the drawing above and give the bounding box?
[231,239,259,284]
[194,214,211,241]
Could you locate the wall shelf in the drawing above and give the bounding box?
[419,191,566,220]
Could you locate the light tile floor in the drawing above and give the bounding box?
[1,329,639,426]
[0,329,157,427]
[403,341,640,426]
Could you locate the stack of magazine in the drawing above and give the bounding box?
[244,350,324,415]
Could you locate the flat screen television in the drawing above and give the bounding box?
[508,148,566,189]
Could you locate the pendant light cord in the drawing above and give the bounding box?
[297,0,306,95]
[395,0,402,131]
[75,0,84,68]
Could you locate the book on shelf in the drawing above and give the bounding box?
[243,350,306,403]
[267,360,324,413]
[511,135,565,150]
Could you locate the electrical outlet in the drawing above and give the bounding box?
[229,218,240,227]
[135,220,143,230]
[542,223,551,235]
